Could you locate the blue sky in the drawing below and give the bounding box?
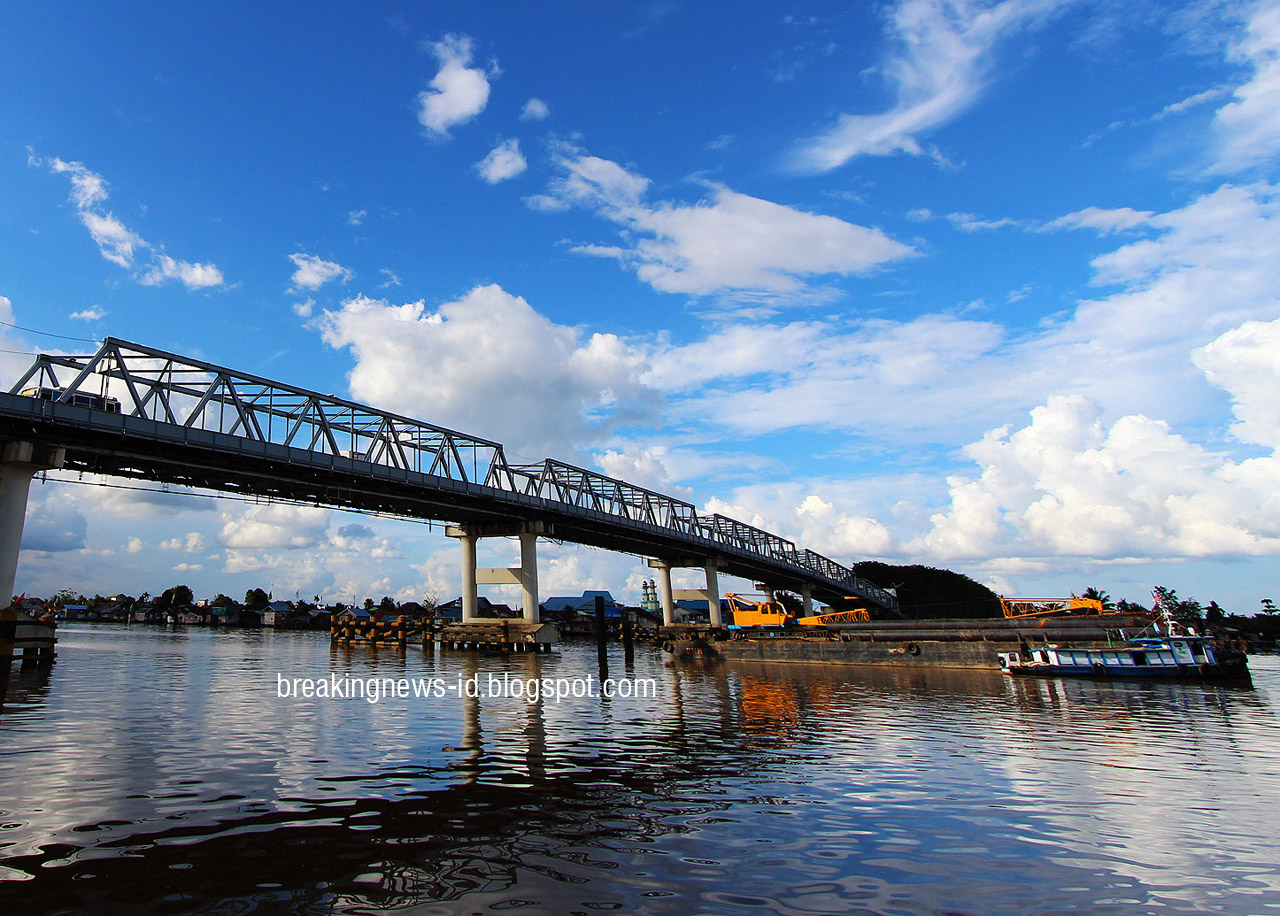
[3,0,1279,611]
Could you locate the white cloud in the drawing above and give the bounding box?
[317,285,657,458]
[910,388,1280,563]
[292,298,315,318]
[946,211,1024,232]
[1193,318,1280,449]
[475,138,527,183]
[417,33,492,137]
[632,180,1280,502]
[160,532,208,552]
[594,447,692,499]
[79,211,143,268]
[792,0,1067,171]
[1212,3,1280,172]
[69,306,107,321]
[219,504,329,550]
[533,146,914,301]
[1042,206,1153,234]
[142,255,224,289]
[45,156,108,208]
[288,253,353,291]
[347,209,367,226]
[33,155,225,290]
[520,97,550,121]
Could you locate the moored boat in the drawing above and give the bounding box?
[997,623,1250,682]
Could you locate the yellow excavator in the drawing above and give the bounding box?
[725,593,870,629]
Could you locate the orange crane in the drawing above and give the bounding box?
[999,595,1106,619]
[724,593,870,628]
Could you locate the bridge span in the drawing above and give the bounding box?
[0,337,897,624]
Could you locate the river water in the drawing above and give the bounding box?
[1,624,1278,915]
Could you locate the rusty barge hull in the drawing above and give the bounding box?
[664,614,1156,670]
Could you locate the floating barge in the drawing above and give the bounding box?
[660,614,1159,670]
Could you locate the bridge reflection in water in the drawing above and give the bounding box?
[1,626,1277,915]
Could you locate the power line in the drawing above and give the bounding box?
[0,318,97,344]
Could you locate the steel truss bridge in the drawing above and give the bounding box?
[0,338,897,609]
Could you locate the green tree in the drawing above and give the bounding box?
[1261,598,1277,615]
[378,595,397,613]
[211,594,236,608]
[1153,586,1204,627]
[1081,587,1114,609]
[158,584,194,608]
[51,587,80,608]
[245,588,270,609]
[363,597,375,611]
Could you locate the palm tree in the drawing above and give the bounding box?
[1081,587,1114,610]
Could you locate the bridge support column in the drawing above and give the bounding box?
[449,522,550,624]
[653,561,675,627]
[704,563,722,627]
[0,442,64,608]
[800,584,813,616]
[519,532,539,624]
[458,530,479,623]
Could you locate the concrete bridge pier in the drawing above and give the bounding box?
[651,560,676,626]
[0,442,64,607]
[704,562,723,627]
[800,584,813,616]
[448,522,550,624]
[650,557,725,626]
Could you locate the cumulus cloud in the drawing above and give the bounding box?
[219,504,329,550]
[160,532,208,552]
[417,33,492,137]
[520,97,550,121]
[1212,3,1280,172]
[594,446,692,499]
[32,154,225,289]
[475,138,527,183]
[1193,318,1280,449]
[69,306,106,321]
[701,485,898,562]
[143,255,225,289]
[531,145,914,301]
[792,0,1067,171]
[911,389,1280,562]
[289,253,353,291]
[317,285,657,457]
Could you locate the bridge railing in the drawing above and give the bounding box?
[9,338,513,487]
[501,459,702,534]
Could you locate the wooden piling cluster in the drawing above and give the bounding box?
[1,608,57,667]
[330,616,557,652]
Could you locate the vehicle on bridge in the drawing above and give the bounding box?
[20,386,122,414]
[725,593,870,629]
